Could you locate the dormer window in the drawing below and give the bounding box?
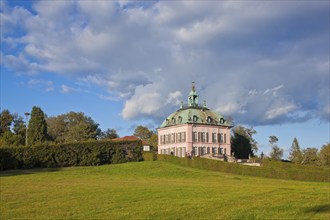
[171,118,176,124]
[166,119,170,125]
[193,115,198,122]
[207,116,212,123]
[220,118,224,124]
[178,116,182,123]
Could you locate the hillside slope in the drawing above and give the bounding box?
[1,161,329,219]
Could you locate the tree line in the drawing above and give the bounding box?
[0,107,157,149]
[1,108,328,166]
[230,125,329,167]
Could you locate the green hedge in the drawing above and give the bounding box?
[0,140,143,170]
[142,152,157,161]
[157,155,329,182]
[262,159,329,171]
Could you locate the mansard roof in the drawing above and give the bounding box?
[159,83,232,128]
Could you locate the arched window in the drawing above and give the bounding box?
[193,115,198,122]
[207,116,212,123]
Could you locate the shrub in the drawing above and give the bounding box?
[0,140,143,170]
[142,152,157,161]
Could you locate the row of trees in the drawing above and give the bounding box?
[268,136,329,166]
[0,107,119,147]
[1,108,328,166]
[230,125,329,166]
[0,107,158,149]
[289,138,329,166]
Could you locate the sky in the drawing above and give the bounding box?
[1,0,329,158]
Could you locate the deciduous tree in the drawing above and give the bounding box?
[148,133,158,150]
[301,148,318,165]
[231,125,258,159]
[0,109,14,135]
[269,136,283,160]
[47,112,101,143]
[318,143,330,166]
[133,125,153,141]
[100,128,119,140]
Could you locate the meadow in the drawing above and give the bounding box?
[1,161,329,219]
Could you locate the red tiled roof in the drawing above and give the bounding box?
[112,136,139,141]
[112,136,150,146]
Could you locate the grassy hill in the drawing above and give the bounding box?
[1,161,329,219]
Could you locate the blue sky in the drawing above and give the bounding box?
[1,0,329,158]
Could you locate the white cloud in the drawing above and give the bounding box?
[166,91,182,105]
[265,103,297,120]
[2,0,329,125]
[27,79,54,92]
[60,85,81,94]
[263,85,284,96]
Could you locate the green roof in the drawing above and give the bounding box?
[159,106,232,128]
[160,83,232,128]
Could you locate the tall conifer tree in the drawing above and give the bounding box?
[289,137,302,163]
[27,106,48,146]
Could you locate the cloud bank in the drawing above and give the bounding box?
[1,0,329,125]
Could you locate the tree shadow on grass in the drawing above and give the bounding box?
[0,168,62,177]
[304,204,330,214]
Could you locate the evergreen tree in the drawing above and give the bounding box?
[289,137,302,163]
[27,106,48,146]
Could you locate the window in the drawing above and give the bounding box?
[207,116,212,123]
[202,147,207,155]
[201,132,206,142]
[165,135,170,144]
[193,132,198,142]
[212,133,217,143]
[171,133,175,143]
[182,132,186,142]
[224,134,226,143]
[178,116,182,123]
[193,115,198,122]
[220,133,224,143]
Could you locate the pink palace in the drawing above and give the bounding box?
[158,83,233,157]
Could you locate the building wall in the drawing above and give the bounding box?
[158,124,231,157]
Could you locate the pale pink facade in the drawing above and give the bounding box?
[158,124,231,157]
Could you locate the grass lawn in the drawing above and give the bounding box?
[1,161,329,219]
